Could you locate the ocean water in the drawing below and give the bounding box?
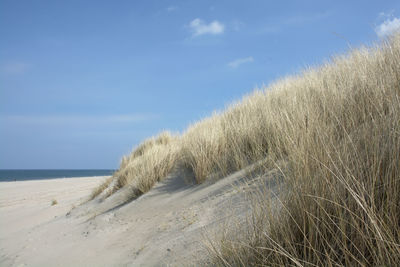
[0,169,115,182]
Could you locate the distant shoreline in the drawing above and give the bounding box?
[0,169,115,182]
[0,175,112,183]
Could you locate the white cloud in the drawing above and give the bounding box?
[189,18,224,37]
[228,57,254,68]
[0,62,30,75]
[375,16,400,37]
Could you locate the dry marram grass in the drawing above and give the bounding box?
[90,131,179,200]
[91,34,400,265]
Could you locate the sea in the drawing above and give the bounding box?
[0,169,115,182]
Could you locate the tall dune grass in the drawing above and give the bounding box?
[206,35,400,265]
[91,34,400,265]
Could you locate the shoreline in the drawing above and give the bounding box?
[0,175,111,183]
[0,169,115,182]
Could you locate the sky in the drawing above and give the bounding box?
[1,0,400,169]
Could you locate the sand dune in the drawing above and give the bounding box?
[0,167,281,266]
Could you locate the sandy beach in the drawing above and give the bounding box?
[0,177,108,266]
[0,168,277,266]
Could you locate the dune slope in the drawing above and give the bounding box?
[0,166,281,266]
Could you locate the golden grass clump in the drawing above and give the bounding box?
[91,131,179,200]
[89,176,113,200]
[119,131,174,170]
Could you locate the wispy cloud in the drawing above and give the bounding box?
[258,11,330,34]
[188,18,225,37]
[232,20,245,32]
[284,12,330,25]
[0,114,158,126]
[375,12,400,37]
[228,57,254,68]
[0,62,30,75]
[166,6,177,12]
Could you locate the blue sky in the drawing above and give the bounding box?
[1,0,400,169]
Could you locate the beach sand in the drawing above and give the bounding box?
[0,168,280,266]
[0,177,107,266]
